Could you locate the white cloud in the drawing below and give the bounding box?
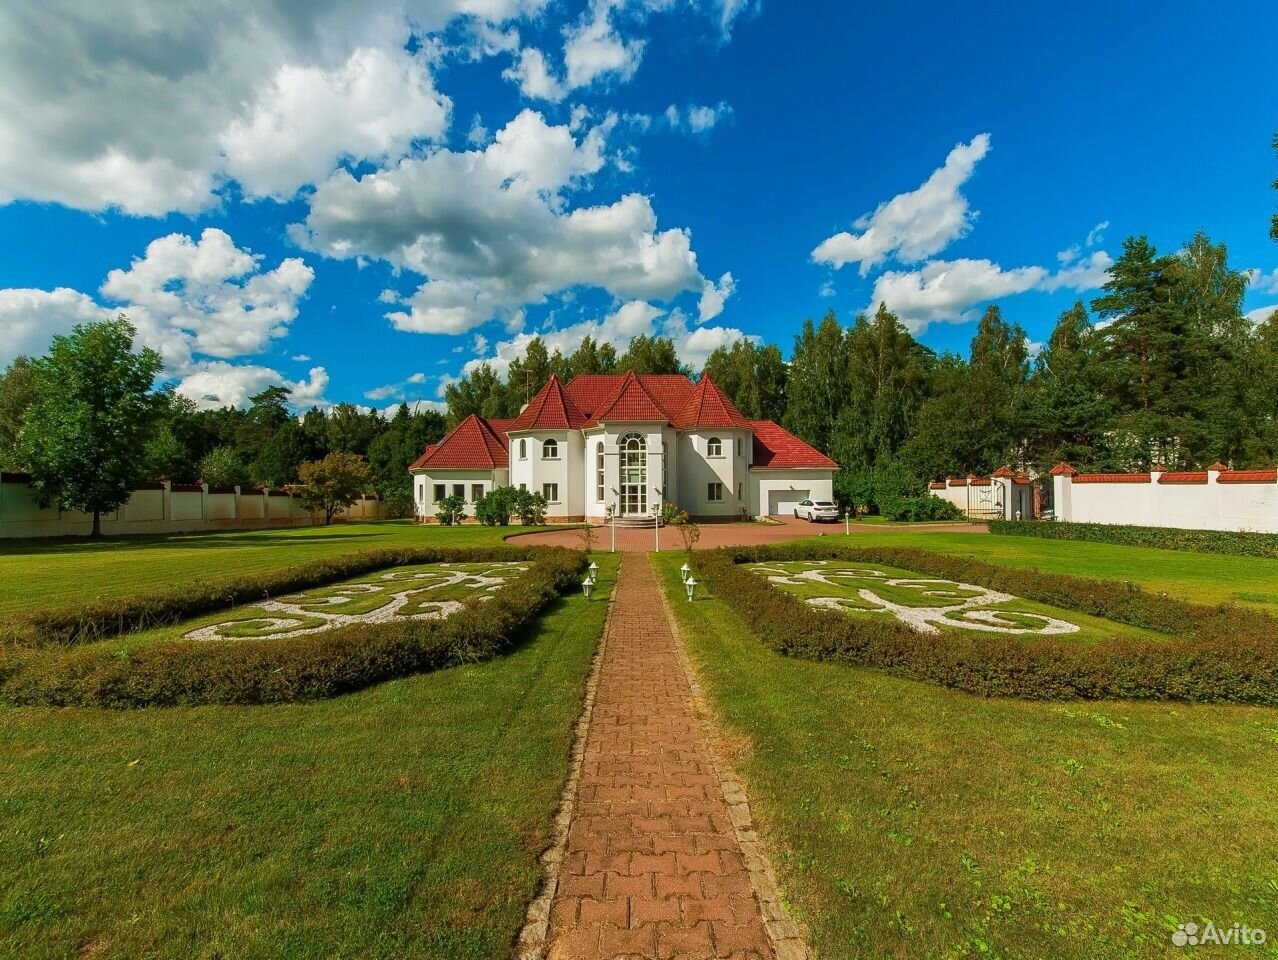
[293,110,705,336]
[664,101,732,134]
[503,47,567,101]
[813,133,991,276]
[866,251,1113,334]
[698,271,736,322]
[0,288,114,368]
[0,1,545,215]
[713,0,758,38]
[1246,267,1278,294]
[0,228,318,407]
[818,280,836,298]
[1247,305,1277,325]
[467,113,490,145]
[291,354,312,362]
[218,46,451,199]
[177,363,329,410]
[563,1,646,90]
[1085,220,1110,248]
[464,298,753,380]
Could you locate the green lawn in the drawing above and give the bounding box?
[831,528,1278,611]
[655,553,1278,960]
[0,554,617,960]
[0,522,556,617]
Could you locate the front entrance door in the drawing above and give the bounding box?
[619,432,647,516]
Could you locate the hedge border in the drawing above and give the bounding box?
[692,543,1276,705]
[989,519,1278,559]
[0,547,585,709]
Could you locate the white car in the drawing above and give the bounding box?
[794,499,839,522]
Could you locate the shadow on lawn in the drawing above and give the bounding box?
[0,527,396,556]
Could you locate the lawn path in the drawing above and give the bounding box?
[539,555,803,960]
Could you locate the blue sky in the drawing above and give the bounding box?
[1,0,1275,411]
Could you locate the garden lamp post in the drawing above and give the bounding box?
[582,576,593,599]
[652,504,660,553]
[679,561,691,583]
[684,576,697,601]
[843,507,850,536]
[588,561,599,580]
[606,502,616,553]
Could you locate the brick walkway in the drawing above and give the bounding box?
[543,556,778,960]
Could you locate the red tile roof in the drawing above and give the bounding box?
[991,466,1015,478]
[749,420,837,469]
[673,374,752,430]
[1157,471,1208,484]
[1049,462,1078,476]
[564,373,695,420]
[505,374,590,431]
[409,415,508,470]
[1073,473,1151,483]
[587,370,671,423]
[1217,469,1278,483]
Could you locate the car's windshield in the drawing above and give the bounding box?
[815,501,835,507]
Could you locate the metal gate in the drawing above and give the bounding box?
[965,481,1004,520]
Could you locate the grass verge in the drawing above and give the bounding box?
[0,554,617,960]
[655,553,1277,959]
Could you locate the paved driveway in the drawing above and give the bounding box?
[506,516,986,552]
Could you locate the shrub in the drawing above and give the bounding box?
[475,486,519,526]
[692,543,1276,706]
[514,488,547,525]
[435,493,466,525]
[879,494,963,522]
[990,520,1278,559]
[0,547,584,708]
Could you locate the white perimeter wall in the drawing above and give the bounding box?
[1053,470,1278,533]
[0,480,384,538]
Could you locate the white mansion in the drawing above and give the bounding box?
[410,371,836,522]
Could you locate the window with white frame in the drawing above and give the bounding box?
[543,482,559,503]
[519,438,527,460]
[542,438,558,459]
[471,484,484,502]
[737,482,742,500]
[433,484,445,503]
[736,436,742,456]
[595,442,605,502]
[452,484,464,499]
[706,436,723,457]
[707,482,724,502]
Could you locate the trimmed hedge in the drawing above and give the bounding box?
[0,547,584,708]
[990,519,1278,559]
[693,543,1277,705]
[1,545,543,648]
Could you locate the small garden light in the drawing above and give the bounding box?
[588,561,599,578]
[582,576,593,599]
[684,576,697,601]
[679,562,691,583]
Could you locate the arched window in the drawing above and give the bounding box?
[519,438,527,460]
[595,442,605,502]
[542,438,558,459]
[618,432,647,515]
[707,436,723,458]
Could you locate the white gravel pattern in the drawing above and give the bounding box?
[185,562,529,642]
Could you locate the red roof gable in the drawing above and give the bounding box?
[749,420,837,469]
[564,373,695,420]
[505,374,590,432]
[409,414,508,470]
[588,370,670,423]
[673,374,752,430]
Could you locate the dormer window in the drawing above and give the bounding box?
[542,438,558,460]
[706,437,723,458]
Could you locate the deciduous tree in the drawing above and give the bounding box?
[297,451,373,524]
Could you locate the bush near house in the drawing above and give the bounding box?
[0,547,584,708]
[879,493,963,522]
[991,519,1278,558]
[693,543,1277,705]
[435,493,466,525]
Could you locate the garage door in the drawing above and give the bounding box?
[768,489,810,516]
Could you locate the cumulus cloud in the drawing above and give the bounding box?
[177,363,330,410]
[698,271,736,322]
[664,101,732,134]
[1246,305,1277,325]
[564,1,646,90]
[1246,267,1278,294]
[813,133,991,276]
[866,252,1113,334]
[292,110,705,336]
[0,1,544,215]
[0,227,319,407]
[463,298,754,380]
[503,47,568,101]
